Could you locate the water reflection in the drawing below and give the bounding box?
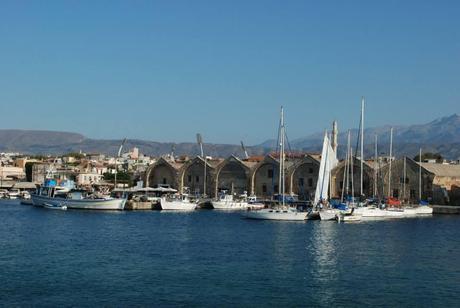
[308,222,339,305]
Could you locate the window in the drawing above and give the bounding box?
[393,189,399,198]
[163,178,167,184]
[268,169,273,178]
[188,175,192,183]
[196,176,200,183]
[308,178,313,187]
[262,184,267,193]
[410,189,416,199]
[274,185,279,193]
[298,178,304,187]
[309,168,314,174]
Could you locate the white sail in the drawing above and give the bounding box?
[314,132,338,205]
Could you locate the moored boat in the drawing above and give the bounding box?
[160,194,197,210]
[212,192,248,210]
[243,207,307,221]
[241,107,306,221]
[32,193,126,210]
[31,179,126,210]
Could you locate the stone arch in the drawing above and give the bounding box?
[145,158,178,189]
[380,157,434,202]
[287,155,320,201]
[332,158,374,199]
[180,156,214,196]
[215,155,250,196]
[250,155,279,198]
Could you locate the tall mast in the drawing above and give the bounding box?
[346,130,351,197]
[360,97,365,197]
[341,134,349,202]
[403,156,406,202]
[279,106,285,207]
[388,127,393,197]
[374,134,378,198]
[419,148,422,201]
[351,148,354,201]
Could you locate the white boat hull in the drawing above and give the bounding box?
[212,201,248,210]
[44,203,67,210]
[243,208,307,221]
[404,206,433,216]
[337,213,362,222]
[31,194,126,210]
[319,209,338,221]
[355,207,391,219]
[160,198,197,211]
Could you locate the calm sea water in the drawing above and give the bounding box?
[1,199,460,307]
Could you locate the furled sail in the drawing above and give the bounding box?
[314,132,338,205]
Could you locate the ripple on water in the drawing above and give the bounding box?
[1,200,460,306]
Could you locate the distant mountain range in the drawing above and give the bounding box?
[259,114,460,160]
[1,114,460,159]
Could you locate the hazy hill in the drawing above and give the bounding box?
[1,114,460,159]
[259,114,460,160]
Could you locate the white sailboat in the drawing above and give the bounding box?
[316,131,339,221]
[402,148,433,216]
[353,99,392,220]
[243,107,307,221]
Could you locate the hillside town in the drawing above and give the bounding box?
[2,138,460,207]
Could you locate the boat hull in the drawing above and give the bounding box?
[211,201,248,210]
[319,209,338,221]
[243,208,307,221]
[337,212,362,222]
[404,206,433,216]
[31,194,126,210]
[160,199,197,211]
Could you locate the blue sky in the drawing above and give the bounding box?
[0,0,459,145]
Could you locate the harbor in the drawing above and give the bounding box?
[2,102,460,222]
[1,198,460,307]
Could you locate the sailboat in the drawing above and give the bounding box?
[353,99,393,220]
[403,149,433,216]
[243,107,307,221]
[316,131,340,221]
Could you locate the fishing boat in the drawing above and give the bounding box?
[247,196,265,210]
[212,192,249,210]
[243,107,307,221]
[31,179,126,210]
[160,194,197,210]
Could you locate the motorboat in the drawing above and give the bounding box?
[247,196,265,210]
[244,207,307,221]
[212,192,248,210]
[160,194,197,211]
[32,179,126,210]
[7,189,20,199]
